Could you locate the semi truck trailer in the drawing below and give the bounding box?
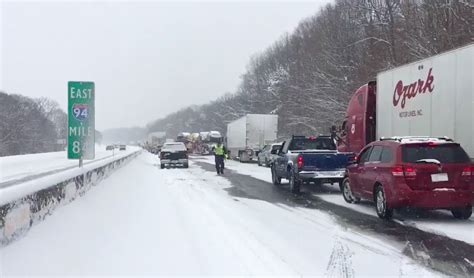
[336,43,473,159]
[227,114,278,162]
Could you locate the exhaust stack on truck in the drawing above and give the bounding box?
[226,114,278,162]
[337,43,473,159]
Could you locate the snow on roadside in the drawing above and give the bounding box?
[193,156,474,245]
[1,153,439,276]
[0,145,136,183]
[0,149,140,246]
[0,147,140,205]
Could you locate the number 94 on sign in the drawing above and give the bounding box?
[72,104,89,121]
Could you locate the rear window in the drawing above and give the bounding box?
[289,138,336,151]
[162,144,187,151]
[402,144,470,163]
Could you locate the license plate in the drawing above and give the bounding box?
[325,171,342,177]
[431,173,448,182]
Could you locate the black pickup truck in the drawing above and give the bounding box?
[271,136,350,193]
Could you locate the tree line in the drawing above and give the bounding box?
[0,92,68,156]
[0,92,106,156]
[147,0,472,139]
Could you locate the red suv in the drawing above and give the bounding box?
[342,137,473,220]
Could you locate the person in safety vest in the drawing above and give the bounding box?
[213,140,227,175]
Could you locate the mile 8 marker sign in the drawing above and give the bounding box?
[68,81,95,160]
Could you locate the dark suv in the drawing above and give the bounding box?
[342,137,473,220]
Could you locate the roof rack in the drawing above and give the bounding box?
[379,136,453,143]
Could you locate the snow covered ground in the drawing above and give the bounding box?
[1,153,438,276]
[0,145,138,185]
[194,156,474,245]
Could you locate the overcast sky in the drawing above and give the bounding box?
[1,0,332,130]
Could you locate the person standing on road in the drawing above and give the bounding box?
[213,141,227,175]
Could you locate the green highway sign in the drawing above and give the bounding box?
[68,81,95,160]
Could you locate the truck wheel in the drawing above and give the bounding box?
[160,164,165,169]
[451,206,472,220]
[183,163,189,169]
[258,158,262,166]
[375,185,393,220]
[289,172,300,194]
[239,151,246,163]
[338,180,344,192]
[271,166,281,185]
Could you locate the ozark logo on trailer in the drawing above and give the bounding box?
[72,103,89,121]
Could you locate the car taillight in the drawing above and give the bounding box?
[403,166,417,179]
[391,166,404,177]
[297,155,303,168]
[391,165,416,178]
[461,166,474,179]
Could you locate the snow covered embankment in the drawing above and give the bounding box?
[0,150,141,246]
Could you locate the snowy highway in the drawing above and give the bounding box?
[2,153,473,276]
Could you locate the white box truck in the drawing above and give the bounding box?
[337,43,473,159]
[226,114,278,162]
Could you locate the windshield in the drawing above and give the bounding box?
[402,144,470,163]
[289,138,336,151]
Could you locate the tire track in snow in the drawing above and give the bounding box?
[325,237,354,278]
[157,162,299,275]
[193,159,474,277]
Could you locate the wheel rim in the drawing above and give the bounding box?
[343,180,353,201]
[376,190,385,214]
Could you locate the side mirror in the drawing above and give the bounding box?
[271,149,277,155]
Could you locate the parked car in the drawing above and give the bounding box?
[106,145,114,151]
[160,142,189,169]
[271,135,350,193]
[342,137,473,220]
[258,143,282,167]
[119,145,126,151]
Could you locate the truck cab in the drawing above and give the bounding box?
[337,82,377,154]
